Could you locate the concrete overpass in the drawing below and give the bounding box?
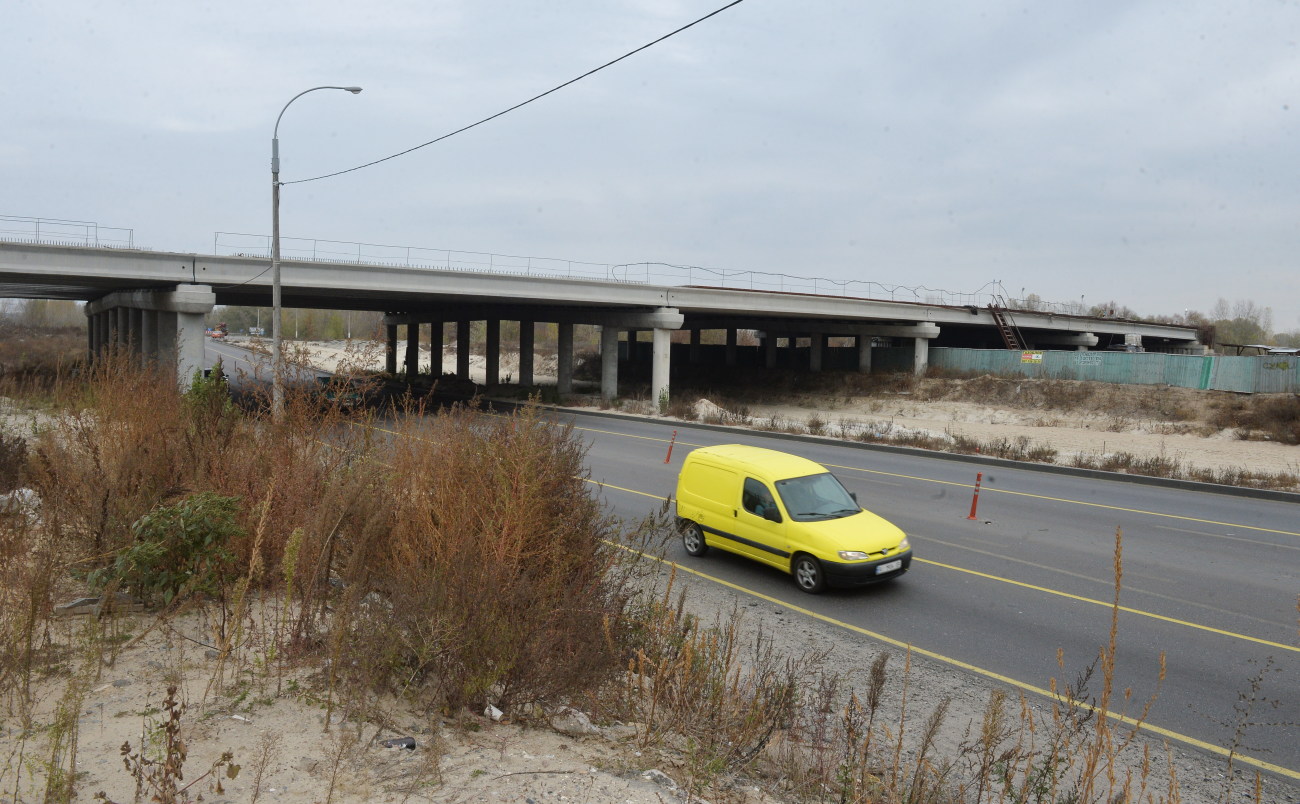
[0,241,1205,400]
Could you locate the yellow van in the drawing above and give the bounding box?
[675,444,911,593]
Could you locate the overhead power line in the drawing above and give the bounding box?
[284,0,746,186]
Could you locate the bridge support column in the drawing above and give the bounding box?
[688,329,701,364]
[625,330,639,362]
[518,320,534,386]
[104,309,117,353]
[456,320,471,380]
[857,335,872,373]
[385,325,398,374]
[485,319,500,385]
[601,326,619,402]
[405,323,420,378]
[155,311,177,368]
[128,308,143,364]
[429,321,443,375]
[764,334,777,369]
[85,284,215,389]
[725,328,737,367]
[912,336,930,376]
[87,312,100,360]
[140,309,157,367]
[177,310,206,383]
[652,327,671,413]
[809,334,824,372]
[557,323,573,395]
[116,307,130,351]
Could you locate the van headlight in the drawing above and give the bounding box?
[898,537,911,552]
[838,550,869,561]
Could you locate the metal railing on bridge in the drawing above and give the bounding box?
[211,231,1044,310]
[0,215,134,249]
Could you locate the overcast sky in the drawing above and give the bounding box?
[4,0,1299,330]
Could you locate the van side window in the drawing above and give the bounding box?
[742,478,778,519]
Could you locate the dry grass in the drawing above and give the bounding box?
[0,320,84,400]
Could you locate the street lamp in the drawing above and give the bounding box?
[271,85,362,419]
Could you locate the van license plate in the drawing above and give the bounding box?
[876,560,902,575]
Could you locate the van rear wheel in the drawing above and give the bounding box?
[792,554,826,594]
[682,523,709,557]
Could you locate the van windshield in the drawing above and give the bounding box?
[775,473,860,522]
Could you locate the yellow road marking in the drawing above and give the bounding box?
[916,558,1300,655]
[610,544,1300,782]
[583,477,670,501]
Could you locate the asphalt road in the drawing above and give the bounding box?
[202,339,1300,780]
[204,338,330,389]
[563,409,1300,782]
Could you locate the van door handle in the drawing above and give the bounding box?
[733,509,738,517]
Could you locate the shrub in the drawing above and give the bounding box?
[87,491,243,606]
[333,403,635,713]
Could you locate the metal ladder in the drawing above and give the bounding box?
[987,296,1026,350]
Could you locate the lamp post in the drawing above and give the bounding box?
[271,85,362,419]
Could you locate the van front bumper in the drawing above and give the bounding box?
[822,550,912,588]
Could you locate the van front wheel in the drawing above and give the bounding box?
[682,523,709,557]
[792,555,826,594]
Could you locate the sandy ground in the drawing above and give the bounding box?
[736,397,1300,481]
[3,600,756,804]
[4,571,1295,804]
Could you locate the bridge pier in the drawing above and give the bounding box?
[809,334,824,372]
[518,320,534,386]
[404,323,420,378]
[456,320,471,379]
[556,323,574,395]
[385,324,398,374]
[601,326,619,403]
[429,321,444,375]
[651,328,671,411]
[84,284,216,388]
[912,335,929,375]
[140,309,157,366]
[485,319,500,385]
[857,335,873,372]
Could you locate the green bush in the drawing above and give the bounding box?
[88,492,243,606]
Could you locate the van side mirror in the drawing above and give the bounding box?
[764,507,782,523]
[850,492,858,503]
